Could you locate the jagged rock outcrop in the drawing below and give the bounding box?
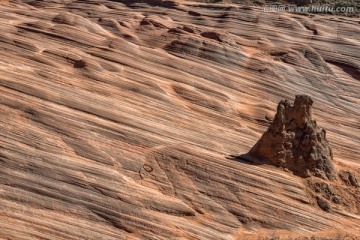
[250,95,337,180]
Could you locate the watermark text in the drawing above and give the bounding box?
[263,5,355,13]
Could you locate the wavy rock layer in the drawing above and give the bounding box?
[0,0,359,239]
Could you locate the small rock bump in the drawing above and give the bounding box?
[339,171,359,187]
[316,196,331,212]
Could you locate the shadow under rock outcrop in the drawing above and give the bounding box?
[226,153,265,166]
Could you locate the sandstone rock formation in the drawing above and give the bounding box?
[250,95,337,180]
[0,0,360,239]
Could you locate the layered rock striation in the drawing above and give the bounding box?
[250,95,337,180]
[0,0,360,239]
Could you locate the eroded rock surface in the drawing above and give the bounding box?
[0,0,360,239]
[250,95,336,180]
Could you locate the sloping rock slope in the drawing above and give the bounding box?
[0,0,359,239]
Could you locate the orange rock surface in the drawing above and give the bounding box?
[0,0,359,239]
